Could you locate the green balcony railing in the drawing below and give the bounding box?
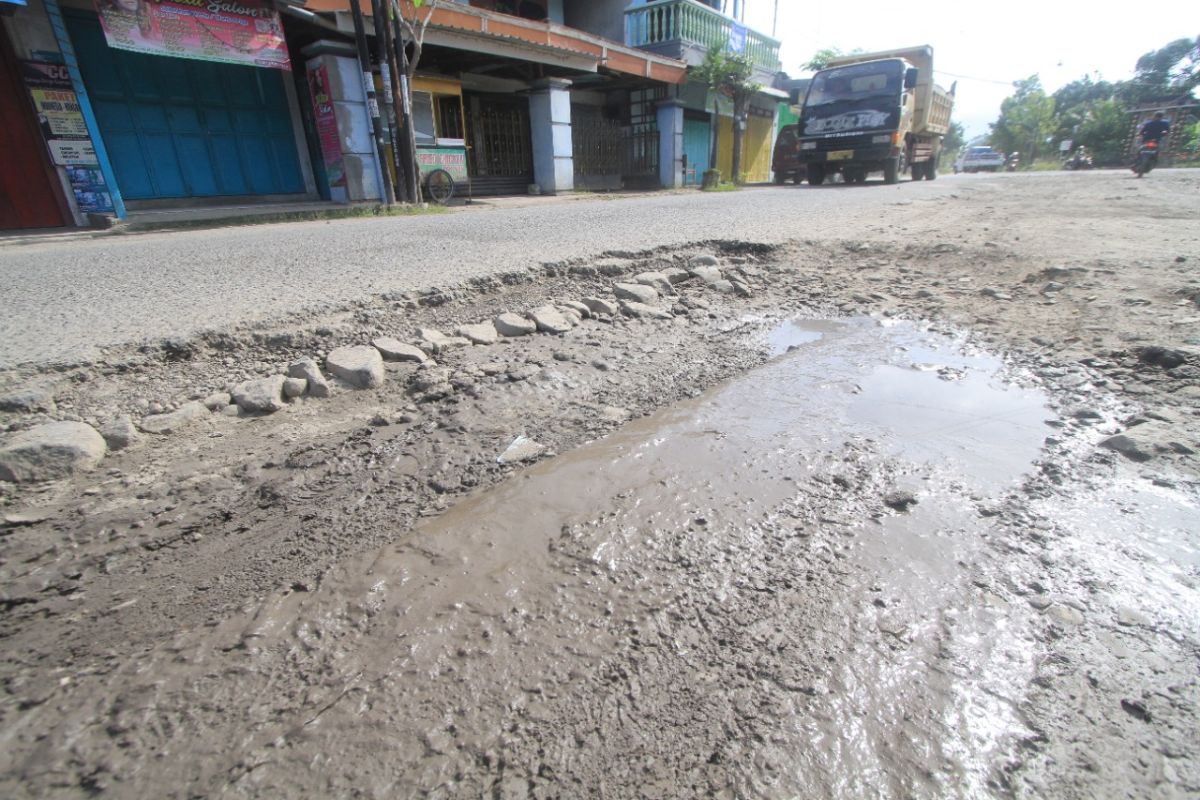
[624,0,781,74]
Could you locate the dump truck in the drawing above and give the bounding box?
[795,45,954,185]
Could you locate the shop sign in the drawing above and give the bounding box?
[415,148,469,182]
[306,62,346,190]
[21,60,114,213]
[93,0,291,71]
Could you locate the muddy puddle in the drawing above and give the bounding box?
[105,316,1058,797]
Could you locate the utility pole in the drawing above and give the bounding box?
[370,0,404,201]
[348,0,395,205]
[772,0,779,37]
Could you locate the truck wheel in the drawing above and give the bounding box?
[807,165,826,186]
[926,159,938,181]
[774,171,787,185]
[883,157,900,184]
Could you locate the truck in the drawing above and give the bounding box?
[795,45,954,186]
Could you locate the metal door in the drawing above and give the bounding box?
[682,117,711,186]
[65,12,304,200]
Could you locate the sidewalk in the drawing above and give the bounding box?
[0,185,730,246]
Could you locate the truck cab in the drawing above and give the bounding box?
[796,46,952,186]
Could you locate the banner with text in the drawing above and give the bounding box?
[21,60,114,214]
[94,0,291,71]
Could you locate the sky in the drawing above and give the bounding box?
[739,1,1197,139]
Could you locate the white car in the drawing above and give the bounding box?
[954,146,1006,173]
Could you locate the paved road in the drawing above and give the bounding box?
[0,178,977,367]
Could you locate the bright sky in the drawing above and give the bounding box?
[741,1,1198,139]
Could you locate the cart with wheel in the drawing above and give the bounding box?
[415,145,469,205]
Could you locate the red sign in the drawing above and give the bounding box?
[94,0,291,71]
[306,63,345,189]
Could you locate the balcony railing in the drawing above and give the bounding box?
[624,0,781,74]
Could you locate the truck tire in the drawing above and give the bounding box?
[926,159,938,180]
[883,157,900,184]
[774,171,787,185]
[807,165,826,186]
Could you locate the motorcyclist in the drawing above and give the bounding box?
[1139,112,1170,145]
[1133,112,1170,174]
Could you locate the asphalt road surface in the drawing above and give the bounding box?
[0,178,969,368]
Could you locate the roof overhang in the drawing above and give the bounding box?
[302,0,688,84]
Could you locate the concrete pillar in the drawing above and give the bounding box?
[657,99,685,189]
[529,78,574,195]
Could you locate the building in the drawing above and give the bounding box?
[0,0,783,230]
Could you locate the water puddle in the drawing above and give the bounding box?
[189,317,1059,794]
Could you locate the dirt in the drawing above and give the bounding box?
[1,171,1199,798]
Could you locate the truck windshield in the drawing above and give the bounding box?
[805,61,904,107]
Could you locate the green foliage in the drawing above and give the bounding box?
[694,45,761,184]
[1124,36,1200,103]
[694,45,760,102]
[802,47,865,72]
[989,75,1056,162]
[941,121,965,166]
[1073,99,1130,164]
[803,48,841,72]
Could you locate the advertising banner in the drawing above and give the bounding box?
[415,147,469,182]
[94,0,291,71]
[20,60,114,213]
[306,62,346,190]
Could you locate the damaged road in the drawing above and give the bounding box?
[1,171,1199,798]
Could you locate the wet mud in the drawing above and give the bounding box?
[2,221,1199,798]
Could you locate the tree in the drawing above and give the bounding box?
[989,75,1056,164]
[801,47,867,73]
[940,121,965,168]
[1125,36,1200,103]
[803,48,842,72]
[693,45,761,184]
[1074,99,1130,165]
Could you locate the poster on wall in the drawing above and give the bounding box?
[93,0,291,71]
[21,60,114,214]
[306,62,346,192]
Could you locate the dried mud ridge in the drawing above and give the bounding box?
[1,238,1198,798]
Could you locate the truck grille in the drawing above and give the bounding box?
[806,134,881,152]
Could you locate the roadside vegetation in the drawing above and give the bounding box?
[986,36,1199,168]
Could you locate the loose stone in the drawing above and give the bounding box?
[282,377,308,399]
[613,283,659,305]
[582,297,619,316]
[140,401,209,434]
[374,337,430,362]
[99,416,138,451]
[233,376,287,414]
[530,306,574,334]
[203,392,232,411]
[288,358,332,398]
[620,301,672,320]
[456,323,499,345]
[326,346,385,389]
[494,313,537,337]
[0,421,107,482]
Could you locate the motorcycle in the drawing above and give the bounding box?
[1063,149,1093,170]
[1133,140,1159,177]
[1005,152,1020,172]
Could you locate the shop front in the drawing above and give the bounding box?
[1,0,316,229]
